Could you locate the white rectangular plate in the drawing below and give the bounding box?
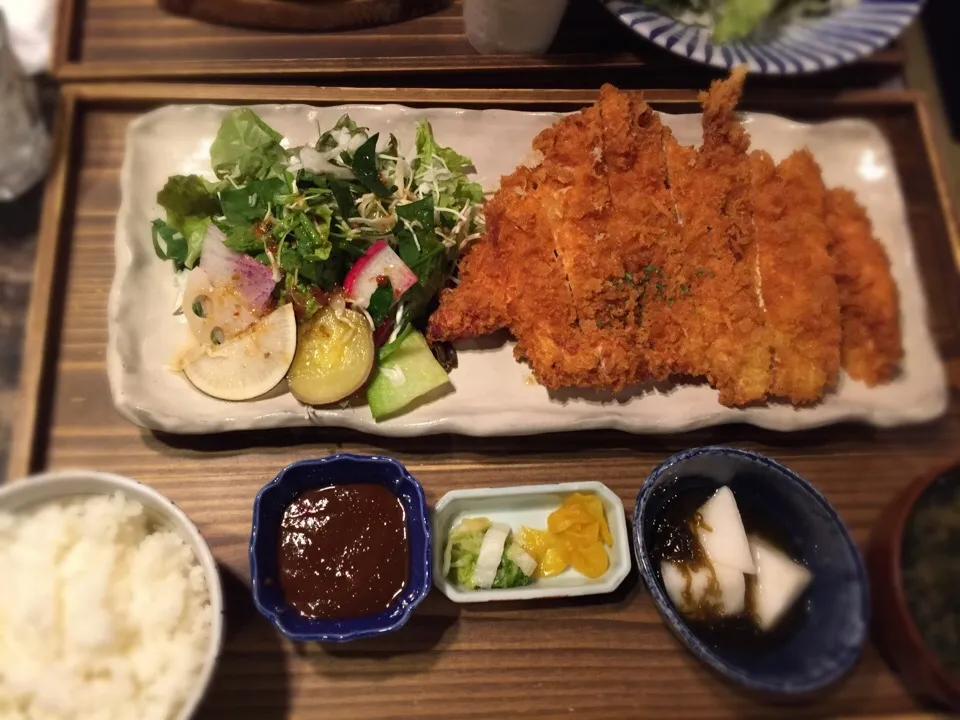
[431,482,631,603]
[109,102,948,436]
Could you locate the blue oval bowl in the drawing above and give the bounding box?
[249,454,431,642]
[634,446,869,695]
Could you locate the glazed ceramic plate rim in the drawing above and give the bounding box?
[109,102,947,436]
[431,481,631,602]
[632,446,870,694]
[248,454,432,642]
[0,470,225,720]
[600,1,925,75]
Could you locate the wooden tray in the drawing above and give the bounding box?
[9,83,960,719]
[53,0,906,87]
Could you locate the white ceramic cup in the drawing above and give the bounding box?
[463,0,571,56]
[0,470,225,720]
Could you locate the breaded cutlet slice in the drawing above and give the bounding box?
[752,149,842,402]
[825,187,903,385]
[496,167,600,389]
[427,192,510,343]
[597,85,693,382]
[665,68,771,406]
[532,100,645,389]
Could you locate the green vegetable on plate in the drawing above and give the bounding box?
[443,517,537,590]
[152,107,484,416]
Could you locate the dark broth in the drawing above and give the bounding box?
[901,467,960,676]
[648,477,808,654]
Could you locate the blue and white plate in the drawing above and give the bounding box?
[601,0,925,74]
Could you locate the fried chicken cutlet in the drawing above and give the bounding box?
[664,68,771,405]
[427,72,903,408]
[825,187,903,385]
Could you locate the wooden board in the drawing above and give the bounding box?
[53,0,906,87]
[8,84,960,719]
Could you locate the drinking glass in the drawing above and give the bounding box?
[0,10,49,201]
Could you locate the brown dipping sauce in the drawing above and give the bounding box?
[277,484,409,620]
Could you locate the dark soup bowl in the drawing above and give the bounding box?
[634,446,870,696]
[250,454,431,643]
[868,460,960,710]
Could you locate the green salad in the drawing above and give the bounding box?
[152,108,484,418]
[644,0,846,42]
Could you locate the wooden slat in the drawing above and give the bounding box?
[7,85,960,719]
[6,94,78,485]
[53,0,906,85]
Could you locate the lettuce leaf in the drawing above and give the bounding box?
[210,108,287,181]
[413,120,474,176]
[156,174,220,218]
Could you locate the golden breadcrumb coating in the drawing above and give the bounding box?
[825,187,903,385]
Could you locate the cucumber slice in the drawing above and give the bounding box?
[367,331,451,420]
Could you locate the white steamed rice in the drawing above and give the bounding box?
[0,493,212,720]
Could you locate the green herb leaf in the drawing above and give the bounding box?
[377,323,414,363]
[156,175,221,218]
[191,299,205,318]
[219,177,286,223]
[294,209,333,261]
[151,219,188,269]
[368,279,394,328]
[327,178,359,219]
[413,120,475,177]
[210,108,286,181]
[214,217,263,253]
[350,133,395,198]
[395,196,435,232]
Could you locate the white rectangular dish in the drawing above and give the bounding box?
[431,482,631,603]
[108,102,948,436]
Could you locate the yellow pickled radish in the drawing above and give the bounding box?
[570,543,609,578]
[546,505,595,534]
[518,493,614,579]
[539,546,570,578]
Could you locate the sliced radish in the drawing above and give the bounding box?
[181,266,265,343]
[749,536,812,631]
[343,240,417,309]
[473,523,510,589]
[183,303,297,401]
[696,487,757,575]
[199,224,276,313]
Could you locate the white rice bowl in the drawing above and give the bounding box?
[0,471,224,720]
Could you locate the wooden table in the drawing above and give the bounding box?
[8,81,960,718]
[54,0,905,88]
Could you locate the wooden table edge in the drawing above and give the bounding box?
[49,0,903,82]
[7,85,959,483]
